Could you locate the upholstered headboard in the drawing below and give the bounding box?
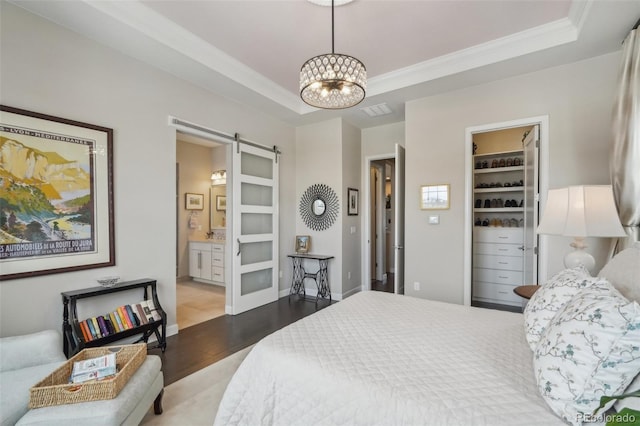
[598,241,640,302]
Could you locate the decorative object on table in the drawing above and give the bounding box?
[295,235,310,254]
[420,184,450,210]
[0,105,115,280]
[536,185,626,274]
[347,188,359,216]
[185,193,204,210]
[216,195,227,211]
[299,183,339,231]
[97,276,120,288]
[299,0,366,109]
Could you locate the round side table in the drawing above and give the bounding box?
[513,285,539,300]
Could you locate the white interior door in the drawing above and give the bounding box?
[523,125,539,286]
[394,144,405,295]
[231,142,279,314]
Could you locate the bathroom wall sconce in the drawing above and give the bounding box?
[211,170,226,186]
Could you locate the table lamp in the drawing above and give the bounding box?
[537,185,626,274]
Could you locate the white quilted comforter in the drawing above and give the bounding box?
[214,291,564,426]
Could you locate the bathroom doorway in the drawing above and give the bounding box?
[175,132,228,329]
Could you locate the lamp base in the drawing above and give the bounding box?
[564,237,595,275]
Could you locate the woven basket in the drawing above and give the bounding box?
[29,343,147,408]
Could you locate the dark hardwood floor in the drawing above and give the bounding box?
[148,295,332,385]
[371,272,395,293]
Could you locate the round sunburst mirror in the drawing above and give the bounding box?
[299,184,339,231]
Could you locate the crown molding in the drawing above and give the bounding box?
[73,0,591,117]
[83,0,309,114]
[367,16,581,97]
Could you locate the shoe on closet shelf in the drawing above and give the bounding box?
[475,161,482,169]
[519,200,523,207]
[484,199,491,208]
[505,200,512,207]
[506,158,513,167]
[490,199,497,208]
[475,199,482,208]
[491,159,498,168]
[475,218,482,226]
[519,218,524,227]
[497,198,504,208]
[510,218,519,227]
[482,219,490,226]
[514,157,522,166]
[504,182,511,187]
[502,219,511,227]
[482,161,489,168]
[499,158,506,167]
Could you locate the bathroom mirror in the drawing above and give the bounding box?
[210,185,226,230]
[299,184,339,231]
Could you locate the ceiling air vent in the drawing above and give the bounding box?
[360,103,393,117]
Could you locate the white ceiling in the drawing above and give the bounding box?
[11,0,640,129]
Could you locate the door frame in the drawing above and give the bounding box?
[169,116,280,315]
[463,115,549,306]
[362,153,396,291]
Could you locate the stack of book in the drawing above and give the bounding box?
[78,300,162,342]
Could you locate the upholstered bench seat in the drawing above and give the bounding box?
[17,355,163,426]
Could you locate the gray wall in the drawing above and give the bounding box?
[404,52,621,304]
[0,3,296,337]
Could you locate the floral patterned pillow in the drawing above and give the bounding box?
[523,265,605,350]
[533,283,640,426]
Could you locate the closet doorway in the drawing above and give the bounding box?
[464,116,549,312]
[175,132,228,329]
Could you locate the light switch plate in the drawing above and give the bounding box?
[428,215,440,224]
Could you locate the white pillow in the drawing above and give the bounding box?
[523,265,605,350]
[598,241,640,302]
[533,282,640,426]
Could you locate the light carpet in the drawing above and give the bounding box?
[140,345,253,426]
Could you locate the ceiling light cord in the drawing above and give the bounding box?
[331,0,335,54]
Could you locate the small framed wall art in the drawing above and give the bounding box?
[420,184,450,210]
[295,235,310,254]
[216,195,227,211]
[347,188,359,216]
[185,193,204,210]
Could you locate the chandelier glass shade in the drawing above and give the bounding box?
[300,0,366,109]
[300,54,366,109]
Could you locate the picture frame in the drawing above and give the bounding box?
[0,105,115,280]
[295,235,310,254]
[216,195,226,211]
[420,184,450,210]
[347,188,359,216]
[185,193,204,210]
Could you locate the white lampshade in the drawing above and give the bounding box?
[537,185,626,273]
[537,186,626,237]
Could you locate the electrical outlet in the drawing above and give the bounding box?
[414,281,420,291]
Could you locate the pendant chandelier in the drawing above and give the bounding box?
[300,0,366,109]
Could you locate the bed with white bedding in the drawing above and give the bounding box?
[214,243,640,426]
[214,291,564,426]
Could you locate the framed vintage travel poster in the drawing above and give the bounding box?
[0,106,115,280]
